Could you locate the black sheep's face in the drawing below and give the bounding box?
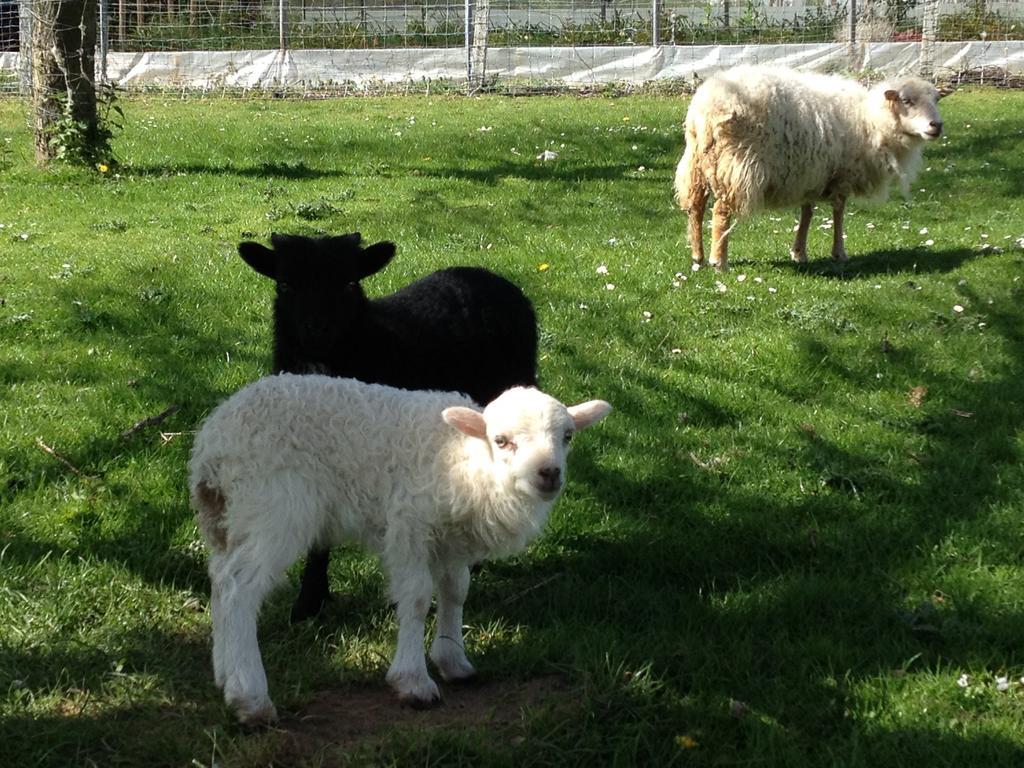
[237,232,397,364]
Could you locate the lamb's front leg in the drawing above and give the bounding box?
[384,559,440,707]
[429,561,477,683]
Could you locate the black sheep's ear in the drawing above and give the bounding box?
[353,241,397,280]
[238,242,277,279]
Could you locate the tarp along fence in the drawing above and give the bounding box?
[3,0,1024,94]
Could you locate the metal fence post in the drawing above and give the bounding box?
[848,0,858,71]
[99,0,109,84]
[465,0,473,83]
[652,0,661,46]
[920,0,938,78]
[18,0,32,95]
[279,0,288,52]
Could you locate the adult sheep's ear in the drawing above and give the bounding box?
[353,241,397,281]
[238,242,277,279]
[567,400,612,431]
[443,407,488,440]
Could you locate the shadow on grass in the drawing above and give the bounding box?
[2,262,266,592]
[457,266,1024,762]
[121,159,350,181]
[770,247,981,278]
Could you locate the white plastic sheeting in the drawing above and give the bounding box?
[2,41,1023,91]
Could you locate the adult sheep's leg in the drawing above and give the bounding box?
[429,561,477,683]
[790,204,813,263]
[709,198,733,271]
[831,198,849,262]
[290,548,331,623]
[686,183,709,267]
[384,555,440,707]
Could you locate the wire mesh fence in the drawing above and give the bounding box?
[3,0,1024,94]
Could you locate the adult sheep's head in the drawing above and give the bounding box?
[238,232,397,370]
[882,77,944,141]
[443,387,612,504]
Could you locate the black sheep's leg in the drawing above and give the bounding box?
[290,548,332,623]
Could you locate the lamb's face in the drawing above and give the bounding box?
[884,79,943,141]
[484,390,579,502]
[238,232,397,367]
[443,387,612,504]
[274,257,364,361]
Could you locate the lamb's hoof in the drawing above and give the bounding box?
[434,655,478,684]
[233,699,279,727]
[832,250,849,263]
[790,249,808,264]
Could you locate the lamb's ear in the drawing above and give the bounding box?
[353,241,397,281]
[884,88,900,103]
[443,407,488,440]
[567,400,612,431]
[238,242,277,279]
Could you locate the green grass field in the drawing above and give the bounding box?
[1,88,1024,767]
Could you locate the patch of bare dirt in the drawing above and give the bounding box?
[274,675,574,761]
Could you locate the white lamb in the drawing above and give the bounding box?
[673,66,944,271]
[188,374,611,724]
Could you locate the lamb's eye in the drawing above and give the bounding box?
[494,435,510,449]
[901,97,914,107]
[564,430,574,444]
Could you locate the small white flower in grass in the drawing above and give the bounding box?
[605,283,616,291]
[642,311,653,322]
[608,237,618,246]
[631,144,638,150]
[866,222,876,229]
[596,264,609,275]
[919,227,929,235]
[671,348,682,355]
[672,280,681,288]
[981,233,989,239]
[754,276,764,284]
[996,676,1010,692]
[768,287,777,294]
[637,165,646,172]
[874,285,882,290]
[477,125,493,132]
[925,239,934,247]
[691,262,701,272]
[736,274,747,282]
[715,281,728,293]
[957,674,971,688]
[953,305,964,313]
[579,303,589,310]
[537,150,559,162]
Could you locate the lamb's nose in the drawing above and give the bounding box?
[538,467,561,487]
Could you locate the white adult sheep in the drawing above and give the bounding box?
[673,66,944,271]
[189,373,611,724]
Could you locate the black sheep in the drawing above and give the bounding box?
[238,232,539,622]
